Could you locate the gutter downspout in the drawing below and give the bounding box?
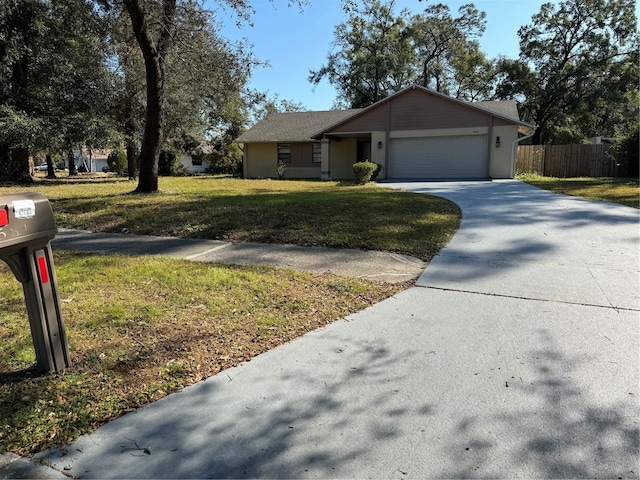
[510,129,536,178]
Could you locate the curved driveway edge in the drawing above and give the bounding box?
[386,180,639,311]
[38,181,639,479]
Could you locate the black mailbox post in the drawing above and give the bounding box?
[0,193,71,373]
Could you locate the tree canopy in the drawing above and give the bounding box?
[310,0,498,108]
[496,0,638,144]
[311,0,637,145]
[309,0,415,108]
[0,0,116,182]
[0,0,259,187]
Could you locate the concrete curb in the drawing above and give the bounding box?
[0,453,68,479]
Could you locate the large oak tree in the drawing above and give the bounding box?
[310,0,500,108]
[119,0,259,191]
[122,0,176,192]
[496,0,638,144]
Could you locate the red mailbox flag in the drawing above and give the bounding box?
[0,207,8,227]
[37,254,49,284]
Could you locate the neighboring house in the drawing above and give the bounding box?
[236,85,536,181]
[73,148,111,172]
[179,152,211,174]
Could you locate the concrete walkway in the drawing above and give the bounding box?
[10,180,640,478]
[51,229,426,284]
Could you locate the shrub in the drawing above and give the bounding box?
[353,161,377,184]
[107,149,127,175]
[370,162,383,180]
[158,150,188,176]
[206,145,242,176]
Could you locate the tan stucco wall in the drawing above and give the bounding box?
[245,143,277,178]
[282,166,321,179]
[328,138,358,179]
[244,143,321,179]
[489,125,519,178]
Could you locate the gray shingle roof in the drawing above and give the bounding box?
[236,110,362,143]
[474,100,520,121]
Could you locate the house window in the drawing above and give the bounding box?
[277,144,291,163]
[312,143,321,163]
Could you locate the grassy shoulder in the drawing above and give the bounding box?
[0,251,406,454]
[0,176,461,261]
[517,173,639,209]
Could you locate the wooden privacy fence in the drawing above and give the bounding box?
[516,144,624,178]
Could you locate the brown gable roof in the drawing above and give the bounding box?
[236,109,361,143]
[311,86,534,139]
[235,86,534,144]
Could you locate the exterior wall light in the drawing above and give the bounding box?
[495,136,501,148]
[377,141,383,149]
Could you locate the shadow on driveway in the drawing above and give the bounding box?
[439,328,639,479]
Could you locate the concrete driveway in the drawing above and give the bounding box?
[41,180,639,479]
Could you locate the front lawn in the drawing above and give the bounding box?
[0,176,461,261]
[0,176,460,454]
[517,173,639,209]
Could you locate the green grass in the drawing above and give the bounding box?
[0,251,405,454]
[0,176,461,261]
[517,173,639,208]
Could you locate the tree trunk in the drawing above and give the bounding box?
[422,60,429,87]
[136,63,162,192]
[67,143,77,176]
[46,154,56,178]
[124,0,176,193]
[0,144,33,183]
[0,147,31,184]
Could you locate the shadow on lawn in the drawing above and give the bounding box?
[0,366,43,385]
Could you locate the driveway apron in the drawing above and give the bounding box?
[41,181,639,479]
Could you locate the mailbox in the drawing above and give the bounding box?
[0,193,71,373]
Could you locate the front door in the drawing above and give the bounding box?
[357,140,371,163]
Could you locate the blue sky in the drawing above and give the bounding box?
[211,1,563,111]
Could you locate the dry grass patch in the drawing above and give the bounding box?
[0,251,405,454]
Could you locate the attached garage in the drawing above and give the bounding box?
[388,135,487,180]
